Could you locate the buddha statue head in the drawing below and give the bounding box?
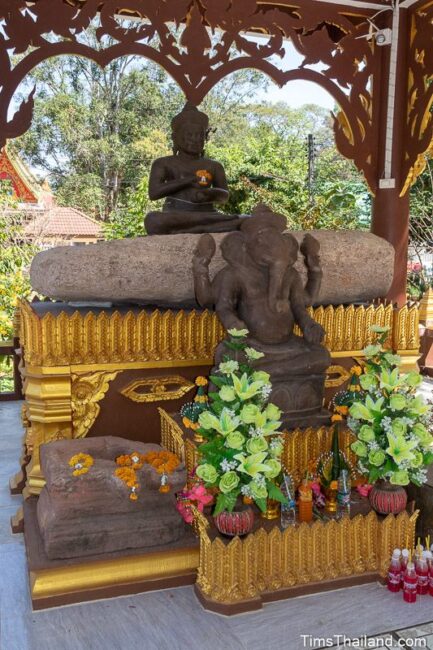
[171,102,209,156]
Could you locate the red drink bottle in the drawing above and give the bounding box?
[416,552,429,595]
[387,549,402,593]
[401,549,409,588]
[425,551,433,596]
[403,561,417,603]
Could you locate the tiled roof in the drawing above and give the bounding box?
[24,206,102,238]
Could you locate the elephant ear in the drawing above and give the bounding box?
[282,232,299,259]
[220,231,246,265]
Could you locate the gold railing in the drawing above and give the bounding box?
[19,300,419,368]
[193,508,418,605]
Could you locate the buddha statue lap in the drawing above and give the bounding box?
[145,102,246,235]
[192,204,331,429]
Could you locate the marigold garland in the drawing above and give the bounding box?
[144,450,180,475]
[195,376,208,387]
[69,453,94,476]
[116,452,146,469]
[114,466,139,500]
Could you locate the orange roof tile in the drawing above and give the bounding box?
[24,206,102,238]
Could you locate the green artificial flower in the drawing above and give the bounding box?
[389,394,406,411]
[360,374,377,391]
[263,458,281,478]
[384,353,402,367]
[198,410,220,431]
[390,470,410,486]
[244,347,265,361]
[349,402,373,422]
[364,344,382,357]
[252,409,282,435]
[227,328,249,338]
[351,440,368,457]
[240,403,260,424]
[232,373,264,401]
[269,439,283,458]
[219,471,240,494]
[250,479,268,500]
[380,368,401,391]
[358,424,376,443]
[366,395,385,414]
[386,433,417,464]
[411,450,424,468]
[219,360,239,375]
[234,451,270,477]
[371,325,390,334]
[196,463,218,484]
[225,431,246,450]
[391,418,407,437]
[368,449,386,467]
[251,370,271,384]
[219,385,236,402]
[246,436,268,454]
[405,371,423,388]
[265,403,282,421]
[408,396,429,417]
[412,423,433,447]
[215,409,241,436]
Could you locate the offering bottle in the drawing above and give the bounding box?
[403,561,417,603]
[401,549,409,588]
[298,479,313,523]
[337,470,351,518]
[387,549,401,593]
[280,474,296,528]
[426,551,433,596]
[417,551,429,595]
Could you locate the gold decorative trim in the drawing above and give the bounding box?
[325,365,351,388]
[160,408,186,462]
[71,371,120,439]
[30,546,200,602]
[120,376,194,403]
[19,301,419,368]
[194,510,418,605]
[419,288,433,327]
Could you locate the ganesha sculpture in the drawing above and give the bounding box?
[192,203,331,429]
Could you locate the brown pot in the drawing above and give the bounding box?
[369,479,407,515]
[214,506,255,536]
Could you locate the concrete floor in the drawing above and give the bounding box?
[2,398,433,650]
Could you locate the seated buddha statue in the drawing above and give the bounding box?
[145,102,245,235]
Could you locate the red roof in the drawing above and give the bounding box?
[24,206,102,238]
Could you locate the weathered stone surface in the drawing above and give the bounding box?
[30,231,394,306]
[37,436,187,559]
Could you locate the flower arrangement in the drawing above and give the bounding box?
[69,453,94,476]
[194,328,287,515]
[334,325,433,487]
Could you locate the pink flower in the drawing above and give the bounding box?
[176,500,194,524]
[357,483,373,498]
[188,484,213,511]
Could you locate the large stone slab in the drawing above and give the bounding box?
[30,231,394,307]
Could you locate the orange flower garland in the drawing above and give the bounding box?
[116,452,146,469]
[144,450,180,493]
[69,453,94,476]
[115,466,139,500]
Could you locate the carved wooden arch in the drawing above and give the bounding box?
[0,0,381,189]
[401,1,433,195]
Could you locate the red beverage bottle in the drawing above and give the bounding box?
[387,549,402,593]
[425,551,433,596]
[403,561,418,603]
[401,549,409,588]
[416,552,429,595]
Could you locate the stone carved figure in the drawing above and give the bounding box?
[145,102,245,235]
[193,204,331,428]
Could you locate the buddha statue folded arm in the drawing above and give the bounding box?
[145,102,246,235]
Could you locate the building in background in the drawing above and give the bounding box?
[0,146,102,246]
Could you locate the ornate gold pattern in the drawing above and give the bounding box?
[159,408,186,462]
[120,376,194,403]
[71,371,120,439]
[282,425,358,486]
[194,510,418,605]
[19,301,419,368]
[419,288,433,327]
[325,365,351,388]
